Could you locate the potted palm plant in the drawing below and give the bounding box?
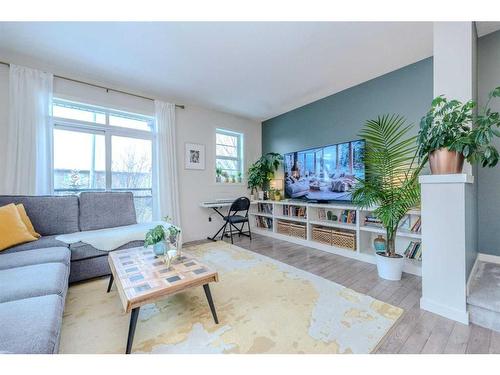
[418,86,500,174]
[352,114,424,280]
[247,152,283,200]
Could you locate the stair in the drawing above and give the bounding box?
[467,260,500,332]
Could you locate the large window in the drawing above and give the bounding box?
[52,99,154,222]
[215,129,243,183]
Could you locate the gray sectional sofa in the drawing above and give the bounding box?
[0,192,145,353]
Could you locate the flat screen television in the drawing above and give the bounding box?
[283,139,365,202]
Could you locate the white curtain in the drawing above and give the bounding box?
[152,100,181,226]
[4,65,53,195]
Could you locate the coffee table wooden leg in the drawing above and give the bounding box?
[203,284,219,324]
[126,307,140,354]
[106,274,114,293]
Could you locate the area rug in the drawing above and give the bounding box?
[60,241,403,354]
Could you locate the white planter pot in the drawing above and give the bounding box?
[375,252,404,281]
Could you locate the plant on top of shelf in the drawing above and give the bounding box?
[352,114,424,280]
[247,152,283,195]
[417,86,500,174]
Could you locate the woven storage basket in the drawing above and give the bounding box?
[289,223,307,239]
[312,226,332,245]
[277,220,290,235]
[332,229,356,250]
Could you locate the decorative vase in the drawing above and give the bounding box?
[429,148,465,174]
[153,241,168,257]
[373,235,386,252]
[258,191,264,200]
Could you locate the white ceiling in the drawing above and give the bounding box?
[0,22,496,121]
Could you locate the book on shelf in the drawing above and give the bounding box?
[255,216,273,229]
[339,209,356,224]
[283,205,307,219]
[364,214,383,227]
[257,203,273,214]
[410,217,421,233]
[403,241,422,261]
[316,208,356,224]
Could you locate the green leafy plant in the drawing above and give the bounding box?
[418,86,500,167]
[144,217,181,247]
[247,152,283,193]
[352,114,424,257]
[144,225,166,247]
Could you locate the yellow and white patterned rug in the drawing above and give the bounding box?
[60,241,402,354]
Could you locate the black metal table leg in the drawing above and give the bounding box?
[207,207,228,241]
[203,284,219,324]
[106,274,114,293]
[126,307,140,354]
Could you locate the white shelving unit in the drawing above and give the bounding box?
[249,199,422,276]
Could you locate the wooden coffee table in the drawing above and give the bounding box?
[107,247,219,354]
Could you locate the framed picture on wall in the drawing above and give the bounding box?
[185,143,206,170]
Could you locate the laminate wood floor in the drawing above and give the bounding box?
[187,233,500,354]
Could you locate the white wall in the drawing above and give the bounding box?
[0,62,262,242]
[176,106,261,242]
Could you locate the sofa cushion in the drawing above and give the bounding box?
[2,235,68,254]
[0,247,70,271]
[0,195,79,236]
[0,295,64,354]
[0,263,69,303]
[79,192,137,231]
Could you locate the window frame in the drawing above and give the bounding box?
[215,128,244,183]
[51,98,155,219]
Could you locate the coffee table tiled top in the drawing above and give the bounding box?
[108,247,219,313]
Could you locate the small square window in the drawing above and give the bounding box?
[216,129,243,183]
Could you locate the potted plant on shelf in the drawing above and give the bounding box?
[418,86,500,174]
[352,114,424,281]
[247,152,283,200]
[215,167,223,183]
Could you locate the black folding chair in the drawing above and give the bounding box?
[221,197,252,244]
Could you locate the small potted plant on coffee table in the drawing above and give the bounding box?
[145,225,169,257]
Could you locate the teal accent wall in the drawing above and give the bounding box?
[262,57,433,155]
[478,30,500,257]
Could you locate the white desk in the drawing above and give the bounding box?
[200,199,255,240]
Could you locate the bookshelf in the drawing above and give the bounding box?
[249,199,422,276]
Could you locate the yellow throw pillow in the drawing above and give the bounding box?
[16,204,41,239]
[0,203,38,251]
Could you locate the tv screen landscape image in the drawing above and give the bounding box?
[283,139,365,202]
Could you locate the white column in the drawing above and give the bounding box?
[420,174,474,324]
[433,22,477,175]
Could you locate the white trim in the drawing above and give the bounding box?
[420,297,469,325]
[419,173,474,184]
[477,252,500,264]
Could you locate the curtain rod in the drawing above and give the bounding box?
[0,60,185,109]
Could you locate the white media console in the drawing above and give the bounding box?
[249,199,422,276]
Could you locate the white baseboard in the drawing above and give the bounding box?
[420,297,469,325]
[477,252,500,265]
